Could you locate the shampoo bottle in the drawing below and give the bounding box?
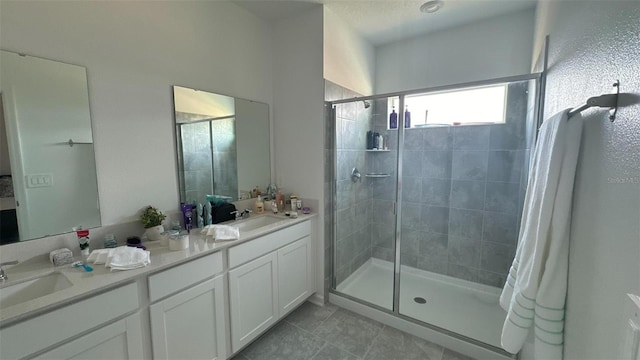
[404,105,411,128]
[389,106,398,129]
[255,195,264,214]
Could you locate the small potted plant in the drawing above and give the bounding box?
[140,205,166,241]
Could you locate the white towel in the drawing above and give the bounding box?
[500,109,583,359]
[87,249,111,264]
[201,224,239,241]
[106,246,150,271]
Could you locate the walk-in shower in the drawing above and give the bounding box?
[325,74,540,355]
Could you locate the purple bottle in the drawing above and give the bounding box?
[181,203,194,232]
[389,107,398,129]
[404,106,411,128]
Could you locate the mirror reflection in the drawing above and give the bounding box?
[173,86,270,204]
[0,50,101,244]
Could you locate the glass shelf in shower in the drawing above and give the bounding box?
[365,149,390,152]
[365,173,390,178]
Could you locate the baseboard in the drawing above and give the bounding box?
[307,292,325,307]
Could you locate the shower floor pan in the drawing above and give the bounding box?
[336,258,506,348]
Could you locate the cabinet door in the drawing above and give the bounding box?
[278,235,313,314]
[150,275,227,360]
[229,252,278,353]
[34,313,143,359]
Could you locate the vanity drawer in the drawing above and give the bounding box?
[0,282,138,360]
[229,220,311,268]
[148,251,223,302]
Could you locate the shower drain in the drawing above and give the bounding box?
[414,297,427,304]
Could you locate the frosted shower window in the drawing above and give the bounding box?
[400,84,507,127]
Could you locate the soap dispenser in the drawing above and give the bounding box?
[255,195,264,214]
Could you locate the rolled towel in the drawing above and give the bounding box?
[49,248,74,266]
[201,224,239,241]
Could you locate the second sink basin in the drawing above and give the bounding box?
[232,215,284,232]
[0,272,72,309]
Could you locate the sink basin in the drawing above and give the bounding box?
[232,215,284,232]
[0,272,72,309]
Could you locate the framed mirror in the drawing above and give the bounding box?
[173,86,271,204]
[0,50,101,244]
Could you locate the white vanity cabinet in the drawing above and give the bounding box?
[0,283,141,360]
[277,235,313,314]
[228,252,279,351]
[148,251,227,360]
[228,220,313,353]
[33,313,143,360]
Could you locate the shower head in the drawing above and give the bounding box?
[363,100,371,109]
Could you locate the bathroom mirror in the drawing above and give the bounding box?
[0,50,101,244]
[173,86,271,204]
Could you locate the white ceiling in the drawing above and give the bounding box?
[233,0,537,46]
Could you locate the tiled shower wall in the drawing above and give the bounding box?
[177,112,238,203]
[369,82,532,288]
[326,80,533,289]
[210,117,238,199]
[325,80,374,286]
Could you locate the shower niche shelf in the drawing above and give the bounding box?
[365,149,390,152]
[365,173,390,178]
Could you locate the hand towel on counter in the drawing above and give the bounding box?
[201,224,239,241]
[499,109,583,359]
[106,246,150,271]
[87,249,111,264]
[86,246,150,270]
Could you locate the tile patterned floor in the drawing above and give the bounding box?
[232,302,476,360]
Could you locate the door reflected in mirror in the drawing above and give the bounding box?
[0,50,101,243]
[173,86,271,204]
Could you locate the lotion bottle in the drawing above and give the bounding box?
[255,195,264,214]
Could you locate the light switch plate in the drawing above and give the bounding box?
[25,174,53,188]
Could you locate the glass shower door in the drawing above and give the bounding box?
[396,78,538,348]
[332,96,399,311]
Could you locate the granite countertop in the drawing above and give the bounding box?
[0,212,316,326]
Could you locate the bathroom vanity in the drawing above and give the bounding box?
[0,214,316,360]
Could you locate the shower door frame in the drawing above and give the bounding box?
[328,72,542,355]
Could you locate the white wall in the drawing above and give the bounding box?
[323,7,375,96]
[272,6,325,298]
[0,1,273,225]
[530,2,640,359]
[375,8,535,94]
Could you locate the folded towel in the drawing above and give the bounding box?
[105,246,150,271]
[201,224,239,241]
[87,249,107,264]
[499,109,583,359]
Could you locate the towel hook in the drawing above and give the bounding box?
[609,80,620,122]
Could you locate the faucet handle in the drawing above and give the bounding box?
[0,260,18,281]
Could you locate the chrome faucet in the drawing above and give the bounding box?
[0,260,19,281]
[231,209,252,220]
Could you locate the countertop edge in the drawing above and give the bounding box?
[0,213,317,326]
